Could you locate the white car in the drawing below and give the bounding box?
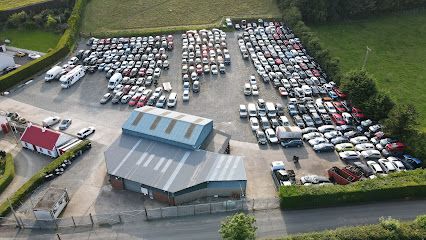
[249,75,257,85]
[182,90,190,101]
[350,136,369,145]
[77,126,95,139]
[265,128,278,143]
[367,161,387,176]
[249,117,259,131]
[378,158,398,173]
[308,137,328,147]
[361,149,381,159]
[251,85,259,96]
[28,53,42,60]
[339,151,361,161]
[355,143,376,151]
[211,65,218,75]
[302,132,323,141]
[42,116,60,127]
[387,157,406,171]
[318,125,335,133]
[324,130,342,139]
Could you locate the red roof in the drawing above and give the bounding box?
[20,125,61,150]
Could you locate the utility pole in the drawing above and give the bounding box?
[362,46,372,69]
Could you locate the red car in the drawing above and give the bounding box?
[128,95,141,106]
[351,107,366,121]
[386,142,406,152]
[138,68,146,77]
[122,68,131,77]
[122,85,131,94]
[293,44,300,50]
[331,113,346,125]
[278,87,288,97]
[299,63,308,70]
[332,101,346,113]
[283,40,290,46]
[333,87,347,99]
[167,35,173,42]
[273,33,280,40]
[275,58,283,65]
[136,96,148,108]
[311,69,320,77]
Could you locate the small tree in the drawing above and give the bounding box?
[363,92,395,121]
[383,104,418,140]
[7,11,28,27]
[341,70,377,107]
[219,213,257,240]
[45,14,58,29]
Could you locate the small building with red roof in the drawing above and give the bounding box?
[20,124,73,158]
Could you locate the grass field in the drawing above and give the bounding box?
[0,29,60,52]
[81,0,280,34]
[0,0,48,11]
[312,10,426,131]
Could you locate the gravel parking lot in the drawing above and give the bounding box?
[3,27,348,204]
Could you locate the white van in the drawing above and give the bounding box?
[108,73,123,90]
[244,83,251,95]
[167,92,177,108]
[45,66,63,82]
[247,103,257,117]
[265,102,277,117]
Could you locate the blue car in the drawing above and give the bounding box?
[401,154,423,169]
[328,90,339,100]
[281,139,303,148]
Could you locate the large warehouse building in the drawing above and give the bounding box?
[105,106,246,205]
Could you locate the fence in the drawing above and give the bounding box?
[0,198,280,229]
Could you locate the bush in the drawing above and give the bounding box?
[7,11,28,27]
[0,140,91,217]
[279,169,426,210]
[414,215,426,229]
[0,0,87,92]
[379,217,401,232]
[45,14,58,29]
[0,154,15,195]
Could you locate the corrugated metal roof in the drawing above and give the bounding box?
[122,107,213,149]
[105,134,246,193]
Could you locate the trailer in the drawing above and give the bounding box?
[271,161,296,189]
[60,65,85,88]
[328,166,362,185]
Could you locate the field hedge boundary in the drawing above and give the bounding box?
[278,214,426,240]
[80,14,283,38]
[0,140,91,217]
[0,0,87,92]
[0,154,15,195]
[279,169,426,210]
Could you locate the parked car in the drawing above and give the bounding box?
[239,105,248,118]
[76,126,95,139]
[58,118,72,130]
[313,143,335,153]
[366,160,387,176]
[42,116,60,127]
[265,128,278,143]
[335,143,355,152]
[361,150,382,160]
[256,130,267,145]
[339,151,361,161]
[300,175,332,185]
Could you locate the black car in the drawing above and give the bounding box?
[351,161,374,177]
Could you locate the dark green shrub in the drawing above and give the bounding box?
[0,154,15,195]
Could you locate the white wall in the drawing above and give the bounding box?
[21,141,35,151]
[0,53,14,71]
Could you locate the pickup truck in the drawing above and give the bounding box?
[271,161,296,189]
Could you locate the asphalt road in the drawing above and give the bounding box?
[2,199,426,240]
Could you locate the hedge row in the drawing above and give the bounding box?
[81,14,283,38]
[0,140,91,217]
[0,153,15,195]
[279,169,426,209]
[277,0,426,23]
[0,0,87,92]
[278,214,426,240]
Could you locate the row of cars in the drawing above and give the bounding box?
[41,116,95,139]
[180,29,231,102]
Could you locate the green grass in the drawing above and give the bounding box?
[81,0,281,34]
[311,10,426,131]
[0,29,60,52]
[0,0,48,11]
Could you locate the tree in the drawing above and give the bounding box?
[219,213,257,240]
[341,70,377,107]
[383,104,418,140]
[45,14,58,29]
[362,92,395,121]
[7,11,28,27]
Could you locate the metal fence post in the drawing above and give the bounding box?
[225,201,228,211]
[193,205,195,216]
[209,203,212,214]
[54,219,58,230]
[71,216,76,228]
[118,214,122,223]
[18,216,24,229]
[252,198,255,211]
[89,213,94,226]
[144,207,149,221]
[160,208,163,218]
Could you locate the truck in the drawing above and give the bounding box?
[276,126,303,148]
[108,73,123,90]
[45,66,64,82]
[60,65,85,88]
[271,161,296,189]
[327,166,362,185]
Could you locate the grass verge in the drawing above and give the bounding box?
[311,10,426,131]
[81,0,280,34]
[0,29,60,52]
[279,169,426,210]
